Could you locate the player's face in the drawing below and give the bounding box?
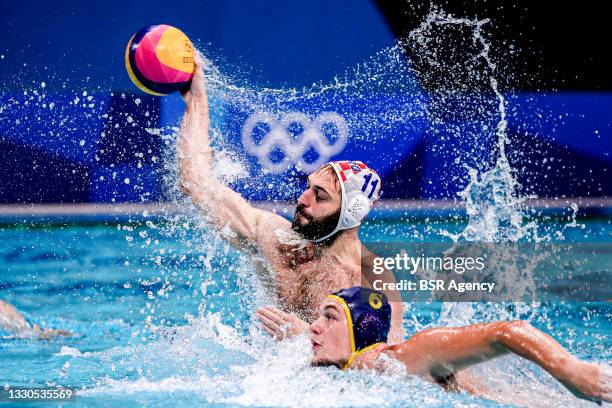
[309,298,352,367]
[291,170,341,240]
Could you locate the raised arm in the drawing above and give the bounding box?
[386,320,611,403]
[178,54,289,251]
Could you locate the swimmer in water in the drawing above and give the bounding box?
[0,300,70,339]
[257,287,611,405]
[178,53,403,341]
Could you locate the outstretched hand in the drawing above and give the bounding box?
[562,361,612,404]
[256,306,309,341]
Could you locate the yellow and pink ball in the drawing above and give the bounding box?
[125,25,195,96]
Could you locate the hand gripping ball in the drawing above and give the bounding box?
[125,25,195,96]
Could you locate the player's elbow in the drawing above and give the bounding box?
[495,320,532,343]
[178,166,213,200]
[506,319,533,332]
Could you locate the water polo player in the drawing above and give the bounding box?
[257,287,611,404]
[178,54,403,341]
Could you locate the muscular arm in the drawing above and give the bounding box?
[178,55,289,252]
[387,320,611,402]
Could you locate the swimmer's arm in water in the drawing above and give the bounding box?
[0,300,70,339]
[376,321,611,403]
[0,300,31,333]
[179,53,290,252]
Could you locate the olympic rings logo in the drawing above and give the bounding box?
[241,111,348,174]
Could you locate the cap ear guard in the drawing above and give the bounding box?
[343,191,371,226]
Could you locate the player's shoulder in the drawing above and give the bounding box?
[360,242,380,265]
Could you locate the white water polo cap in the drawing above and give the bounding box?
[313,160,382,242]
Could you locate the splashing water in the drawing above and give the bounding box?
[405,8,549,328]
[0,6,608,408]
[407,9,526,243]
[409,10,603,345]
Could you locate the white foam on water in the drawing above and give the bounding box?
[83,323,464,407]
[57,346,83,357]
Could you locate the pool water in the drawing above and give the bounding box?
[0,215,610,407]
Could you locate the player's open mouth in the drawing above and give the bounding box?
[311,340,322,350]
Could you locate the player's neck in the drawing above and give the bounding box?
[320,227,360,259]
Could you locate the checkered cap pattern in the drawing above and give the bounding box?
[331,160,381,201]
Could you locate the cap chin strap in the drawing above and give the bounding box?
[311,168,371,243]
[342,342,385,370]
